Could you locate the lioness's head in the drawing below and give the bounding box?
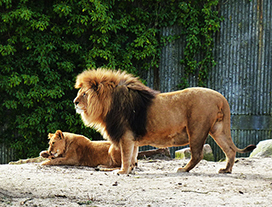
[47,130,66,157]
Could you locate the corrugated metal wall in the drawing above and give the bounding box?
[209,0,272,160]
[141,0,272,160]
[0,144,15,164]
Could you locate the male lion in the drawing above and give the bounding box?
[73,68,256,174]
[40,130,121,168]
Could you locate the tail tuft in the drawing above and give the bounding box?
[242,144,256,153]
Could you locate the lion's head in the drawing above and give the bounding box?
[74,68,159,145]
[73,69,129,127]
[47,130,66,157]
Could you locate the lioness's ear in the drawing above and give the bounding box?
[48,133,53,139]
[55,130,64,140]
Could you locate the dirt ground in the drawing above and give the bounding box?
[0,157,272,207]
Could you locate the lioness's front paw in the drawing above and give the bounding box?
[40,151,50,158]
[177,167,188,173]
[41,160,50,166]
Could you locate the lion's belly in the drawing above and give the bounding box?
[139,128,189,148]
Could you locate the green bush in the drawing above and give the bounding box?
[0,0,221,159]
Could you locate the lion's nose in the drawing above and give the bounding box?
[73,98,79,105]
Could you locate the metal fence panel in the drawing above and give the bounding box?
[0,144,16,164]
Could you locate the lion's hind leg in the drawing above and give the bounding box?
[177,141,205,173]
[211,134,236,173]
[210,122,235,173]
[177,126,209,173]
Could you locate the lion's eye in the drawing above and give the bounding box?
[83,93,86,97]
[52,142,55,145]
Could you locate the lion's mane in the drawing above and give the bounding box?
[75,69,159,145]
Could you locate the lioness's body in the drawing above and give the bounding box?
[74,69,255,174]
[41,130,121,168]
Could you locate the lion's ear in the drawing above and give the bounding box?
[55,130,64,140]
[74,82,82,89]
[90,80,99,91]
[75,74,84,89]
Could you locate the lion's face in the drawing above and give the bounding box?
[73,88,91,115]
[48,130,66,157]
[73,86,105,124]
[73,71,116,127]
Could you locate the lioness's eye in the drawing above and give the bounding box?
[52,142,55,145]
[83,93,86,97]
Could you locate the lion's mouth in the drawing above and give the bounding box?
[75,107,84,114]
[49,150,61,158]
[50,152,60,158]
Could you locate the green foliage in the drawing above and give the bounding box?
[0,0,221,159]
[176,1,223,88]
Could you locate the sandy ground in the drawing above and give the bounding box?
[0,157,272,207]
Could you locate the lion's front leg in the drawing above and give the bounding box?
[131,145,138,168]
[40,150,56,160]
[41,157,74,166]
[41,158,63,166]
[117,133,135,174]
[40,150,50,158]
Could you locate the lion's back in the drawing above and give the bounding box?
[62,132,94,158]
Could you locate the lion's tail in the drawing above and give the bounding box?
[220,97,256,154]
[234,144,256,153]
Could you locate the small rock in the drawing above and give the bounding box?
[175,144,214,161]
[250,139,272,158]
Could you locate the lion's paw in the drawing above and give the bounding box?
[177,167,188,173]
[40,151,50,158]
[218,168,232,174]
[112,169,130,175]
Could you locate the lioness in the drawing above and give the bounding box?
[73,69,256,174]
[40,130,121,168]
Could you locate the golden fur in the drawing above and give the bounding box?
[74,69,256,174]
[40,130,121,168]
